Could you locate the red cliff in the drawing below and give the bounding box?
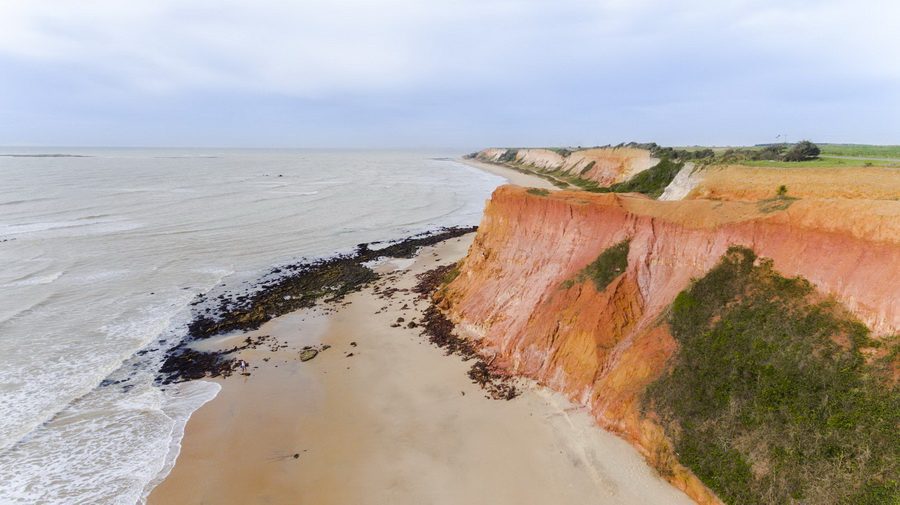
[441,186,900,503]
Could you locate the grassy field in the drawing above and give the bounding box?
[739,157,900,168]
[672,143,900,159]
[818,143,900,159]
[670,144,900,166]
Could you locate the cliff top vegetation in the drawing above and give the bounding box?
[644,246,899,505]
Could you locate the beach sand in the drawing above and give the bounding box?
[459,158,558,190]
[147,234,693,505]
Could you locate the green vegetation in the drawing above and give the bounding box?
[564,173,605,192]
[756,185,798,213]
[479,141,900,200]
[715,142,900,167]
[534,158,684,199]
[783,140,821,161]
[526,187,551,197]
[719,140,821,163]
[818,144,900,159]
[482,142,900,173]
[741,157,900,168]
[563,240,629,291]
[605,141,715,161]
[498,148,519,163]
[493,154,573,189]
[441,263,461,285]
[548,147,573,157]
[606,158,684,198]
[644,247,899,505]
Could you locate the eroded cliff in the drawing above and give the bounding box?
[440,186,900,503]
[475,147,659,186]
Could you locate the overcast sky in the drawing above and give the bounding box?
[1,0,898,148]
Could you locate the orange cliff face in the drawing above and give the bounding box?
[475,147,658,186]
[440,186,900,504]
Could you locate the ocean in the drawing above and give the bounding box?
[0,148,503,504]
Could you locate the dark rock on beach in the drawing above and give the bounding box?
[415,266,520,400]
[157,226,476,384]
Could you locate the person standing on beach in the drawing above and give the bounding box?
[238,359,248,373]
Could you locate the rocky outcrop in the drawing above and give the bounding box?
[475,147,658,186]
[441,186,899,503]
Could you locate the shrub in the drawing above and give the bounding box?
[564,240,629,291]
[753,144,786,161]
[644,247,899,504]
[498,148,519,163]
[607,158,685,198]
[783,140,821,161]
[526,188,550,197]
[689,148,715,160]
[549,147,573,157]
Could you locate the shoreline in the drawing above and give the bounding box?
[147,233,693,504]
[458,157,559,190]
[156,226,477,385]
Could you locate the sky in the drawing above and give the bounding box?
[0,0,898,148]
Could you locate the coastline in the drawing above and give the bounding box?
[458,157,558,190]
[147,233,693,504]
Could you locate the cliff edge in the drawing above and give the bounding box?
[440,186,899,503]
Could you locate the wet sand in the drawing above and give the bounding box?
[148,234,693,505]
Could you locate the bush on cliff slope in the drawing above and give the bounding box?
[553,158,684,198]
[606,158,685,198]
[498,148,518,163]
[645,246,899,505]
[563,240,630,291]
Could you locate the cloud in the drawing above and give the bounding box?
[0,0,897,146]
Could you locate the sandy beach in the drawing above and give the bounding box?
[148,234,692,505]
[459,157,558,190]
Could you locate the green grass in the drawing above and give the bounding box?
[818,144,900,159]
[526,188,550,197]
[740,156,900,168]
[644,247,899,505]
[441,263,461,284]
[563,240,629,291]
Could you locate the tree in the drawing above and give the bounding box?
[783,140,820,161]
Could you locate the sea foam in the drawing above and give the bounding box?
[0,148,504,503]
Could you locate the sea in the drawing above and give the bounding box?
[0,148,503,504]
